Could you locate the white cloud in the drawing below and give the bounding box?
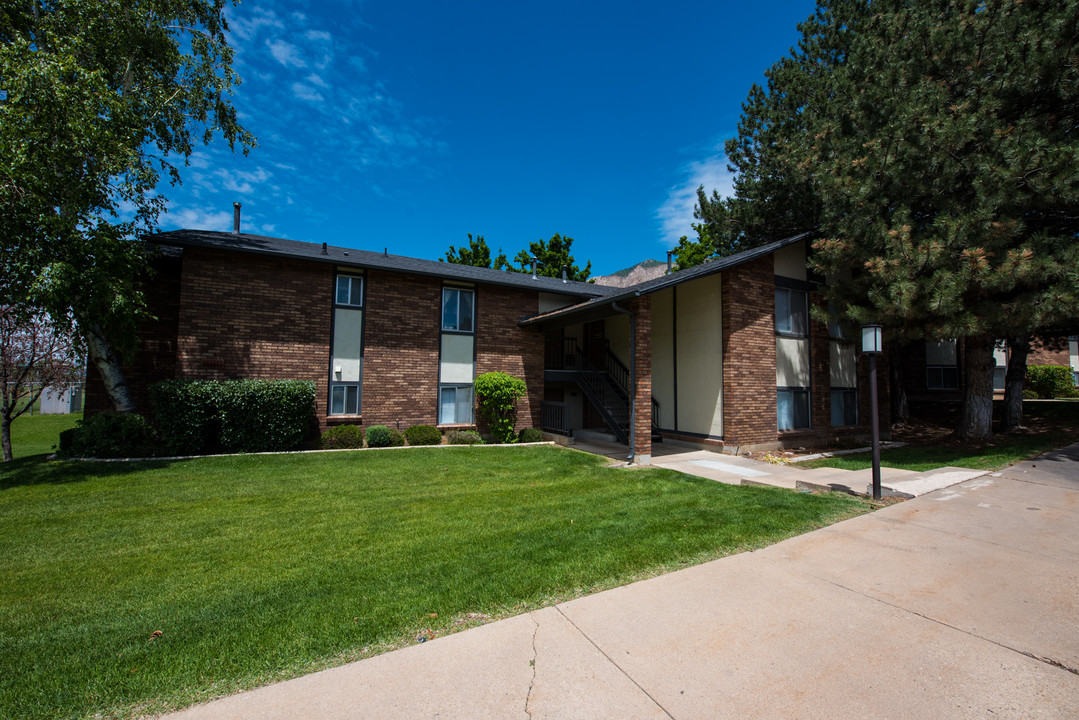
[305,73,329,88]
[230,8,283,42]
[213,167,273,196]
[655,154,735,248]
[266,39,306,68]
[187,151,211,169]
[292,83,324,103]
[165,207,235,232]
[305,30,332,42]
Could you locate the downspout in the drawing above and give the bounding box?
[611,300,635,463]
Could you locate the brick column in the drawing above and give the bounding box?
[631,296,653,464]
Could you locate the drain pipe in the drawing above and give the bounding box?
[611,300,635,463]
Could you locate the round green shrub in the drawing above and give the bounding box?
[405,425,442,446]
[1022,389,1039,400]
[366,425,406,448]
[320,424,365,449]
[518,427,544,443]
[64,412,157,458]
[1026,365,1075,399]
[446,430,483,445]
[474,371,527,443]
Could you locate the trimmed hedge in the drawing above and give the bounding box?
[446,430,483,445]
[405,425,442,446]
[149,379,316,454]
[61,412,157,459]
[150,380,220,455]
[518,427,544,443]
[320,425,365,449]
[366,425,406,448]
[1026,365,1077,399]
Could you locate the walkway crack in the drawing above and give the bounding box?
[554,606,676,719]
[803,572,1079,676]
[524,612,539,720]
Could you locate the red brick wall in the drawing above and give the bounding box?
[475,284,546,434]
[175,248,332,417]
[722,257,777,447]
[360,270,441,428]
[85,251,183,418]
[631,296,653,459]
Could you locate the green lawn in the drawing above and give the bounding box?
[5,412,80,459]
[0,420,870,720]
[802,400,1079,472]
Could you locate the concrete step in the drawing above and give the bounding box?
[741,476,802,491]
[877,467,989,498]
[794,466,918,496]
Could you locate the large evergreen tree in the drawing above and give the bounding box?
[1,0,254,412]
[718,0,1079,439]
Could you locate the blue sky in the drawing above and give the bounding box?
[161,0,816,276]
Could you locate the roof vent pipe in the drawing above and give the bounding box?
[232,202,241,233]
[384,247,388,257]
[561,265,567,283]
[321,242,328,255]
[531,257,538,279]
[667,250,673,274]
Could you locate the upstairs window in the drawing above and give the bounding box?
[775,287,808,337]
[336,275,363,307]
[442,287,474,333]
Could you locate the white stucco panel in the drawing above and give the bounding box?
[650,288,676,429]
[829,341,857,388]
[539,292,577,314]
[675,275,723,437]
[1070,336,1078,372]
[332,308,363,382]
[440,334,475,383]
[776,336,810,387]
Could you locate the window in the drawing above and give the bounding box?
[442,287,474,332]
[439,385,473,424]
[993,367,1006,392]
[826,301,848,340]
[775,288,808,336]
[830,388,858,426]
[336,275,363,306]
[778,388,810,430]
[330,383,360,415]
[926,366,959,390]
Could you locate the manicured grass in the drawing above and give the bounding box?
[802,400,1079,472]
[0,440,869,720]
[6,412,80,459]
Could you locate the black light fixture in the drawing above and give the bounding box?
[862,323,883,500]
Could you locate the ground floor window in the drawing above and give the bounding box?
[439,384,473,424]
[830,388,858,426]
[330,383,360,415]
[927,366,959,390]
[777,387,810,431]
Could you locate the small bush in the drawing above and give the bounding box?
[366,425,406,448]
[64,412,157,458]
[446,430,483,445]
[518,427,544,443]
[474,371,527,443]
[320,424,365,449]
[218,379,316,453]
[1026,365,1075,399]
[405,425,442,446]
[1022,389,1039,400]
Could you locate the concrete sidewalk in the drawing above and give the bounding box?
[161,445,1079,720]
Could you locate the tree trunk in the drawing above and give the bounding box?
[1,414,12,462]
[1001,335,1029,432]
[888,341,910,425]
[85,323,136,414]
[957,335,995,440]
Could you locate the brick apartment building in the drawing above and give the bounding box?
[88,230,889,463]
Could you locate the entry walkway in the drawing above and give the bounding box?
[162,444,1079,719]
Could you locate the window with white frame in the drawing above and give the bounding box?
[439,384,473,424]
[775,287,808,337]
[830,388,857,426]
[442,287,474,333]
[336,275,363,307]
[778,387,810,430]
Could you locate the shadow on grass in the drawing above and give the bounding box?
[0,455,181,491]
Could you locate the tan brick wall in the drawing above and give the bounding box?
[722,257,777,447]
[1028,337,1070,366]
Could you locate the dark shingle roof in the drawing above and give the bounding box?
[147,229,620,299]
[520,232,814,328]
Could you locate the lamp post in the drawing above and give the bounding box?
[862,324,883,500]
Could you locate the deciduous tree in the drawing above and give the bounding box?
[442,233,508,269]
[508,233,592,281]
[1,0,255,413]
